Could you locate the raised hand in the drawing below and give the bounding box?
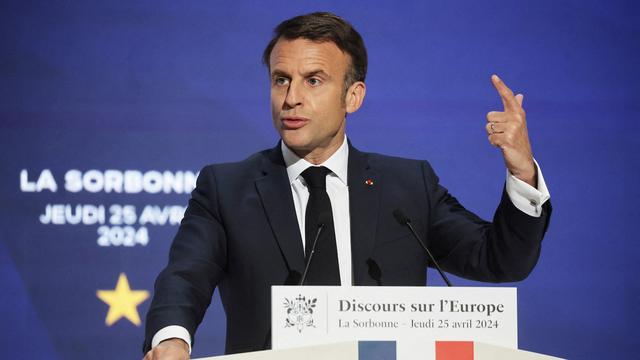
[486,74,537,187]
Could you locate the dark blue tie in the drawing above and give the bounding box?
[301,166,341,285]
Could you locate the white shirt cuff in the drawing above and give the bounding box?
[151,325,192,354]
[505,159,551,217]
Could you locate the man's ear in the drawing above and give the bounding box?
[345,81,366,114]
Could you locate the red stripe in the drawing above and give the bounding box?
[435,341,474,360]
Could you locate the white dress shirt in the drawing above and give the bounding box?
[151,135,551,351]
[281,136,352,285]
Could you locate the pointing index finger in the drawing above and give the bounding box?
[491,74,519,112]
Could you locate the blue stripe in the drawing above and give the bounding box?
[358,341,396,360]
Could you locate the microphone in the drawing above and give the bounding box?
[299,221,326,286]
[263,215,328,349]
[283,270,301,285]
[366,258,382,286]
[393,209,452,287]
[264,215,330,349]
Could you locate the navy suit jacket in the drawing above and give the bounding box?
[143,143,551,354]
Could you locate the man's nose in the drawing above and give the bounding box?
[284,80,303,108]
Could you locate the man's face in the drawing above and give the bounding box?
[269,38,352,162]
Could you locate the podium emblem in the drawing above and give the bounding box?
[283,295,317,333]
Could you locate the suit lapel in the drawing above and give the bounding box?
[348,145,380,284]
[255,146,306,273]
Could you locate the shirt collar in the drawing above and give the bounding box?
[281,136,349,186]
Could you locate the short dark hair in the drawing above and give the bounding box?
[262,12,368,90]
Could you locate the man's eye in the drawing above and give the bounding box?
[274,77,289,86]
[307,78,321,86]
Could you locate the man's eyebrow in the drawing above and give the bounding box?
[270,69,330,78]
[301,69,330,78]
[270,69,290,78]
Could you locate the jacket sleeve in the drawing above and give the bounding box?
[143,165,228,352]
[422,161,552,282]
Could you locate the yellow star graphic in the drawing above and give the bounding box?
[97,273,149,326]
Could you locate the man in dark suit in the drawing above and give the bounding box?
[143,12,551,360]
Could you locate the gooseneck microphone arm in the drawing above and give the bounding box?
[263,220,326,349]
[299,222,325,286]
[393,209,452,287]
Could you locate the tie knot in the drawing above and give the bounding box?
[301,166,331,189]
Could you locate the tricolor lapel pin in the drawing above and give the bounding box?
[364,179,374,186]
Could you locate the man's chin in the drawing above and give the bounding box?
[280,137,313,156]
[280,133,307,148]
[282,141,309,153]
